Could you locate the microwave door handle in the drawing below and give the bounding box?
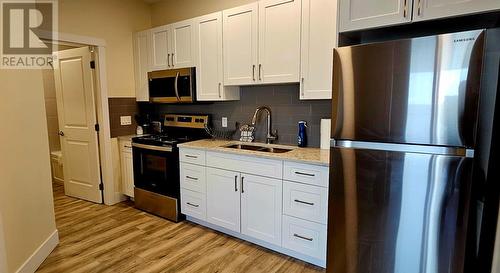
[174,71,181,101]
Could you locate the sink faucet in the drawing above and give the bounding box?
[251,106,278,144]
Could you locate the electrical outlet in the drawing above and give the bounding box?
[120,116,132,126]
[222,117,228,128]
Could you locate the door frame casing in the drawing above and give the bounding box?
[41,31,123,205]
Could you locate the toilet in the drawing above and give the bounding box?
[50,151,64,184]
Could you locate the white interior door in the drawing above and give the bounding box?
[53,47,103,204]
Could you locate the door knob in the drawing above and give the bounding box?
[58,131,65,136]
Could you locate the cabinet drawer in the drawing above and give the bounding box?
[283,161,329,187]
[120,140,132,152]
[282,215,327,261]
[207,151,283,179]
[179,148,206,165]
[180,188,206,221]
[283,181,328,224]
[180,162,206,193]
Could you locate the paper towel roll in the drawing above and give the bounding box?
[320,119,331,150]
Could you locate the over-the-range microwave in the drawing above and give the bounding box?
[148,67,196,103]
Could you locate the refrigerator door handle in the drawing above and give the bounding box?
[332,139,474,158]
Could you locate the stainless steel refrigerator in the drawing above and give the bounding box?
[327,29,500,273]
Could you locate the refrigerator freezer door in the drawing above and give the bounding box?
[326,147,474,273]
[332,30,485,148]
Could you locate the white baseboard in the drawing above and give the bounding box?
[15,230,59,273]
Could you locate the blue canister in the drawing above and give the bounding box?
[298,121,307,147]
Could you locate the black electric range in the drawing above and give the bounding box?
[131,114,209,222]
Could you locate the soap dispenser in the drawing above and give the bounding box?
[297,121,307,147]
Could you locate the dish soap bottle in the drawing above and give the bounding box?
[298,121,307,147]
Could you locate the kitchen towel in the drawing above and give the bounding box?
[320,119,331,150]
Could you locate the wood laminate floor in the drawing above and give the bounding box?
[38,184,326,273]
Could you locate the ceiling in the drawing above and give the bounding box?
[142,0,163,4]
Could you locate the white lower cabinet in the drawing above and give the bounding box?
[206,168,241,232]
[178,147,329,267]
[282,215,327,261]
[119,140,134,198]
[241,174,282,246]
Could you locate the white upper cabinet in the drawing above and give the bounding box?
[413,0,500,22]
[240,174,283,246]
[223,0,301,86]
[170,19,196,68]
[206,168,241,232]
[339,0,411,32]
[300,0,338,100]
[258,0,301,84]
[133,30,151,102]
[195,12,240,101]
[150,25,170,71]
[223,3,259,86]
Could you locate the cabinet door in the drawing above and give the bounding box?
[413,0,500,22]
[206,168,241,232]
[223,3,259,86]
[150,25,170,71]
[241,174,282,246]
[339,0,411,32]
[258,0,301,84]
[121,150,134,198]
[300,0,337,100]
[170,19,195,68]
[133,30,151,102]
[195,12,225,100]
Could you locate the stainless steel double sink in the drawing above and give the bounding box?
[223,143,293,154]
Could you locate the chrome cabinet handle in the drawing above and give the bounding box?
[417,0,422,16]
[295,171,315,177]
[174,71,181,101]
[294,234,313,241]
[252,65,256,81]
[403,0,408,18]
[187,202,199,208]
[185,155,198,159]
[186,176,198,181]
[171,53,175,67]
[258,64,262,81]
[234,175,238,192]
[241,176,245,193]
[300,77,305,97]
[167,53,170,67]
[218,82,222,98]
[124,145,132,148]
[58,131,65,136]
[294,199,314,206]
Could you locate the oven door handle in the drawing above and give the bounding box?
[174,71,181,101]
[132,143,173,152]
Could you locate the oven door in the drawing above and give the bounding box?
[148,68,195,103]
[132,143,180,198]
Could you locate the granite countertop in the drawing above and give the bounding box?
[178,139,330,166]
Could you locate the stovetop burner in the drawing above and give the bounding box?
[132,114,210,148]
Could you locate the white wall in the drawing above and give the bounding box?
[0,214,7,273]
[0,69,57,273]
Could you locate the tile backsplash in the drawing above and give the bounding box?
[109,98,139,138]
[142,84,332,147]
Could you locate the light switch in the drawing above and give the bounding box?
[120,116,132,126]
[222,117,228,128]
